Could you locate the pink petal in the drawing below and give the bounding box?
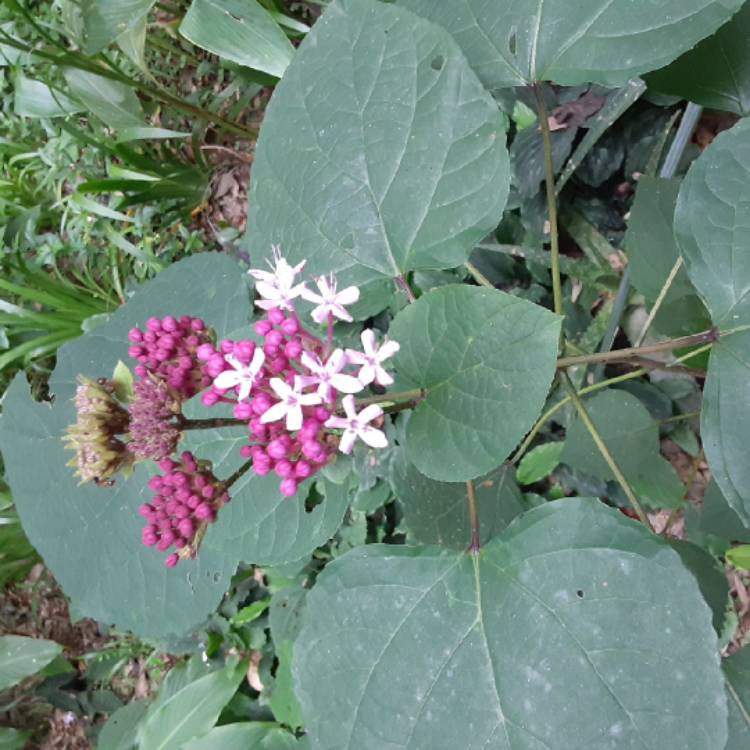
[300,287,324,305]
[325,416,349,430]
[357,364,376,386]
[326,349,346,373]
[377,340,400,360]
[317,275,333,298]
[338,429,357,454]
[260,401,288,424]
[345,348,369,366]
[301,351,322,374]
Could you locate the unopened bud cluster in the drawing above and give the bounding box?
[139,451,229,568]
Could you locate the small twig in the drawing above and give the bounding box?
[466,480,481,554]
[200,145,253,163]
[556,328,718,368]
[177,417,248,430]
[634,257,684,347]
[222,460,254,490]
[562,372,653,531]
[533,83,563,317]
[464,261,494,289]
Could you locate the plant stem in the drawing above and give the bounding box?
[353,388,425,408]
[326,312,334,355]
[395,274,416,303]
[634,257,684,347]
[177,417,248,430]
[556,328,718,368]
[561,372,653,531]
[466,480,481,554]
[659,410,701,426]
[510,343,713,465]
[222,460,254,490]
[464,261,493,289]
[533,84,563,317]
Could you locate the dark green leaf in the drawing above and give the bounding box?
[0,635,62,690]
[647,4,750,116]
[724,648,750,749]
[269,641,303,729]
[562,390,684,509]
[180,0,294,78]
[688,480,750,544]
[397,0,743,88]
[390,285,561,481]
[138,660,246,750]
[182,723,305,749]
[675,118,750,525]
[0,254,250,640]
[270,586,307,646]
[82,0,155,54]
[390,450,525,547]
[248,0,510,285]
[294,498,728,749]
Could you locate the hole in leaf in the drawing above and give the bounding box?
[431,55,445,71]
[576,589,584,599]
[304,484,324,514]
[508,30,517,55]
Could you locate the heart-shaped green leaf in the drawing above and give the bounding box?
[0,255,249,640]
[389,285,560,482]
[398,0,743,88]
[293,498,727,749]
[647,4,750,116]
[247,0,510,285]
[389,449,525,547]
[675,118,750,525]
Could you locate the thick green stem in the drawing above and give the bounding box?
[556,328,718,368]
[561,372,653,531]
[464,261,493,289]
[634,257,684,347]
[466,480,481,554]
[221,460,254,490]
[534,85,563,317]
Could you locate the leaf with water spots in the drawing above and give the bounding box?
[293,498,727,749]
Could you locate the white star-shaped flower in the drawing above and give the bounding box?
[299,349,364,403]
[260,376,323,431]
[300,274,360,324]
[346,329,400,386]
[213,349,265,401]
[325,395,387,454]
[248,245,307,311]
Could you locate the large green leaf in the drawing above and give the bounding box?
[182,724,305,750]
[0,635,62,690]
[562,390,684,509]
[0,254,249,640]
[397,0,744,88]
[185,423,352,566]
[82,0,155,55]
[390,449,525,547]
[625,177,695,304]
[180,0,294,79]
[63,68,144,132]
[247,0,510,287]
[97,699,149,750]
[725,648,750,748]
[647,3,750,116]
[0,728,30,750]
[137,660,246,750]
[294,498,727,749]
[675,118,750,525]
[389,285,560,482]
[13,75,82,118]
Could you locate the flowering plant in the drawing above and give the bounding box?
[3,0,750,747]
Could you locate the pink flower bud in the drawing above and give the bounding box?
[158,459,176,472]
[267,439,288,460]
[255,319,273,336]
[202,390,220,407]
[275,459,294,478]
[314,406,331,422]
[195,502,213,520]
[177,518,194,538]
[295,460,313,479]
[196,343,214,361]
[220,339,235,354]
[240,444,253,458]
[253,461,272,476]
[235,340,256,361]
[128,345,144,358]
[268,308,285,325]
[285,340,303,359]
[234,401,254,419]
[128,328,143,343]
[281,317,299,335]
[191,318,205,331]
[266,330,284,347]
[162,315,177,332]
[165,553,179,568]
[187,494,201,509]
[146,317,162,332]
[264,343,280,358]
[280,478,298,497]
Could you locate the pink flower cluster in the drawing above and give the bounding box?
[127,315,212,399]
[194,248,399,498]
[139,451,229,568]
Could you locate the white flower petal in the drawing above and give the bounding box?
[286,405,304,431]
[345,348,369,366]
[325,415,349,430]
[335,285,360,306]
[214,370,241,390]
[360,426,388,449]
[237,380,253,401]
[374,366,394,386]
[300,286,323,305]
[249,348,266,375]
[331,303,353,322]
[360,329,377,355]
[339,429,357,454]
[357,364,376,386]
[310,305,329,325]
[299,392,324,406]
[341,394,357,420]
[330,373,365,394]
[358,404,383,424]
[260,401,288,424]
[269,378,292,399]
[377,340,400,361]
